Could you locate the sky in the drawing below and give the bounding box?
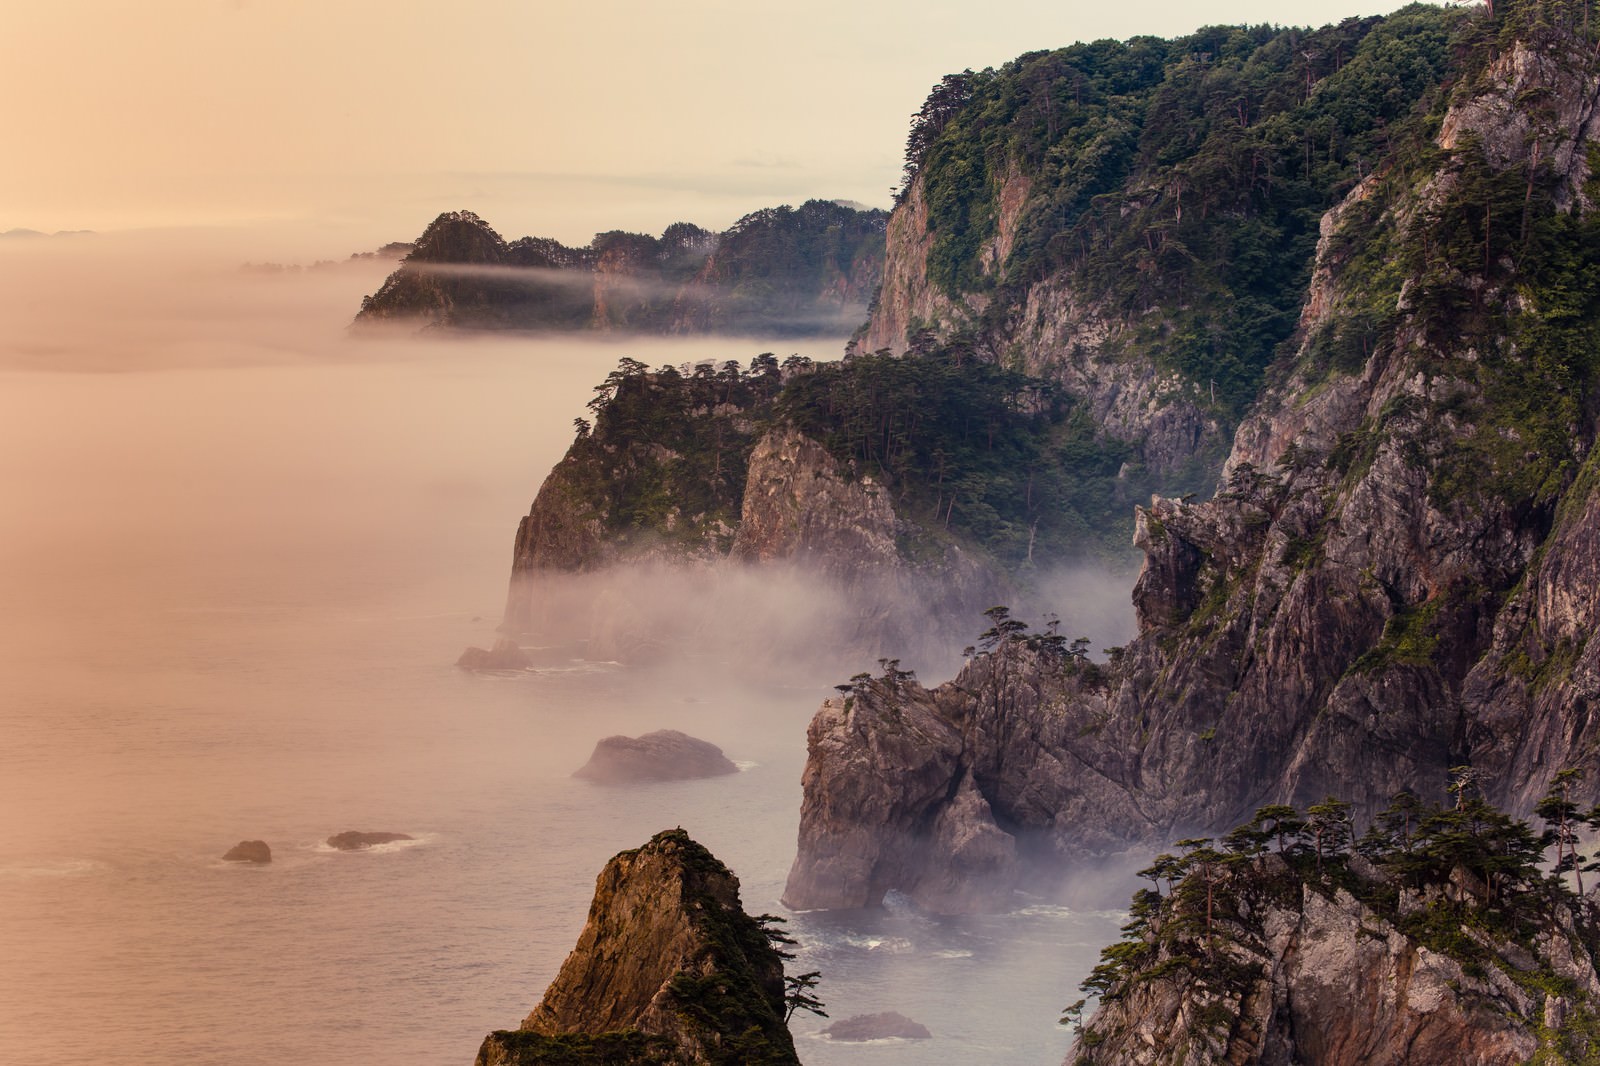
[3,0,1435,252]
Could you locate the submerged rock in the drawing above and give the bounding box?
[822,1012,931,1041]
[221,840,271,864]
[474,828,799,1065]
[456,638,532,671]
[326,831,413,851]
[572,730,738,785]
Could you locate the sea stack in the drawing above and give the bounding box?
[474,828,799,1065]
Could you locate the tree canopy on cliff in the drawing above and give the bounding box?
[903,4,1467,415]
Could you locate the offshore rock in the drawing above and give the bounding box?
[821,1011,932,1041]
[572,730,739,785]
[221,840,271,864]
[474,829,798,1066]
[326,831,412,850]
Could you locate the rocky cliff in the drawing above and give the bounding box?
[857,8,1473,485]
[354,202,884,337]
[474,829,799,1066]
[1066,798,1600,1065]
[502,358,998,672]
[786,3,1600,912]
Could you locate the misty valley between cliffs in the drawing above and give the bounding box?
[15,2,1600,1065]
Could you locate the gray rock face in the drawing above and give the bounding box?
[822,1011,931,1041]
[326,831,413,851]
[221,840,271,864]
[572,730,739,785]
[856,172,1223,480]
[1068,862,1600,1066]
[787,25,1600,912]
[474,829,798,1066]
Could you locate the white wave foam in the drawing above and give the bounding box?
[310,832,433,854]
[0,857,107,879]
[843,935,914,954]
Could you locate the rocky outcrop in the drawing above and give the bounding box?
[572,731,739,785]
[457,638,532,671]
[857,174,978,355]
[821,1011,931,1041]
[787,12,1600,912]
[1068,849,1600,1066]
[502,361,1007,671]
[731,428,900,576]
[860,170,1221,479]
[326,831,412,850]
[473,829,799,1066]
[221,840,271,864]
[354,202,884,337]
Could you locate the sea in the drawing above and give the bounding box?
[0,232,1125,1065]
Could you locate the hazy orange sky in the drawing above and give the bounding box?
[4,0,1428,249]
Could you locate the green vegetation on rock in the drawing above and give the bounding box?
[1072,776,1600,1064]
[561,342,1154,570]
[903,4,1465,415]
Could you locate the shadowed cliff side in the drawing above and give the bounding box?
[474,829,799,1066]
[787,2,1600,912]
[354,202,884,337]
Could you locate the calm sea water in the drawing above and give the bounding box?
[0,241,1121,1065]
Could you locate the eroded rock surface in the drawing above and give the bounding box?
[474,829,798,1066]
[1069,854,1600,1066]
[788,16,1600,912]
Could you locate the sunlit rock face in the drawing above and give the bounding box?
[474,829,799,1066]
[788,14,1600,914]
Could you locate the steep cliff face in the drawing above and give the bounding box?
[504,377,1004,668]
[1069,848,1600,1066]
[787,7,1600,912]
[474,829,798,1066]
[355,202,883,337]
[857,9,1472,484]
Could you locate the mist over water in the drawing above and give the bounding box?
[0,233,1127,1065]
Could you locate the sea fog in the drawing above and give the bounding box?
[0,232,1128,1065]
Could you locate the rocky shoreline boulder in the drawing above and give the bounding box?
[221,840,271,864]
[573,730,738,785]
